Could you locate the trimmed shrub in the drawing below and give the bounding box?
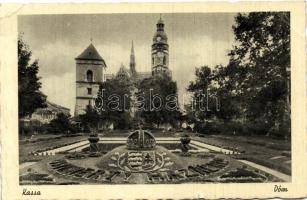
[218,121,243,135]
[242,120,271,136]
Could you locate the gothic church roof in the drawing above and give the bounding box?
[117,64,130,78]
[75,43,104,61]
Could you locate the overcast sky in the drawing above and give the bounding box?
[18,13,236,114]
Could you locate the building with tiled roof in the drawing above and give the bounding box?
[75,16,171,116]
[76,43,106,64]
[75,43,106,116]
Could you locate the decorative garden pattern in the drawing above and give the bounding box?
[108,151,173,172]
[46,156,256,184]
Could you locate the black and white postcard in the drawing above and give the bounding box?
[0,2,306,199]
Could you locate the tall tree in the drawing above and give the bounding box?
[187,66,216,122]
[97,76,132,129]
[187,12,290,137]
[188,65,240,123]
[228,12,290,136]
[137,74,180,128]
[18,37,46,118]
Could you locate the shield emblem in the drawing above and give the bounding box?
[126,151,157,171]
[127,151,143,170]
[142,151,156,170]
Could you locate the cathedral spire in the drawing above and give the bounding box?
[130,40,136,77]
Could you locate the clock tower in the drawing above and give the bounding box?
[151,16,170,76]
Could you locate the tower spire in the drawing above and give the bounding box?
[130,40,136,77]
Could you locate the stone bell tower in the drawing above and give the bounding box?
[74,43,106,116]
[151,16,170,76]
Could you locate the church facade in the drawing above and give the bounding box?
[75,17,171,116]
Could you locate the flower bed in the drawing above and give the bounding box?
[218,167,267,183]
[188,158,229,176]
[146,158,229,183]
[49,159,121,182]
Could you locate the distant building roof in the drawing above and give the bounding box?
[46,101,70,112]
[104,74,115,81]
[33,100,70,116]
[75,43,104,62]
[116,64,130,78]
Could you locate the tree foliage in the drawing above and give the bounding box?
[229,12,290,136]
[48,113,71,134]
[187,65,240,123]
[187,12,290,137]
[97,76,133,129]
[137,74,180,128]
[18,37,46,118]
[79,105,101,133]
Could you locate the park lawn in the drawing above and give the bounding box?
[193,135,291,175]
[19,131,291,175]
[19,135,87,163]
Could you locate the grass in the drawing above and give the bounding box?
[19,131,291,176]
[19,135,87,163]
[192,134,291,175]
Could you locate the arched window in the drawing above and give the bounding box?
[87,70,93,82]
[152,57,154,65]
[163,56,166,65]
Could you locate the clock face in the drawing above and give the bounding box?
[157,36,161,41]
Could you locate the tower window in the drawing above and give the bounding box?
[163,56,166,65]
[152,57,154,65]
[87,70,93,82]
[87,88,92,95]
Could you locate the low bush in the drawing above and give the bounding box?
[194,121,220,135]
[242,120,271,136]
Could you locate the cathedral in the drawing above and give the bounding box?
[74,16,171,116]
